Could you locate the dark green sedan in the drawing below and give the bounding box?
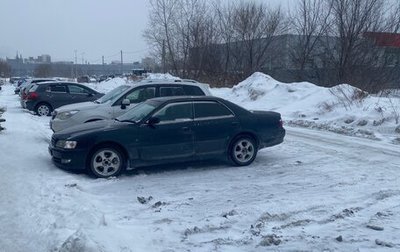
[49,96,285,178]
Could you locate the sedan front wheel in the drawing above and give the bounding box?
[89,146,125,178]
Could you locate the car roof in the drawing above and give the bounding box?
[147,95,223,103]
[132,80,211,95]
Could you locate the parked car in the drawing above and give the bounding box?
[19,78,55,107]
[50,80,211,132]
[49,96,285,178]
[15,78,52,95]
[77,75,90,83]
[24,82,104,116]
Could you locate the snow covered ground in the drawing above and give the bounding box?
[0,76,399,251]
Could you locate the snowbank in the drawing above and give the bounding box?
[211,72,400,143]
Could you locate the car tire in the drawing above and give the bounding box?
[89,145,126,178]
[36,103,52,116]
[229,135,257,166]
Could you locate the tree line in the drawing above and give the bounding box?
[144,0,400,91]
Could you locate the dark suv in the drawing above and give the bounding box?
[25,82,104,116]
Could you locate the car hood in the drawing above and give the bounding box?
[55,101,103,113]
[54,119,121,140]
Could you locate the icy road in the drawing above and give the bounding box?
[0,84,399,252]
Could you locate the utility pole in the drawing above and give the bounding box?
[162,39,166,73]
[102,56,105,75]
[120,50,123,75]
[74,50,77,78]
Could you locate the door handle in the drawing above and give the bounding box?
[182,127,190,132]
[231,122,239,126]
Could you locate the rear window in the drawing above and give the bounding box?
[194,101,233,118]
[29,84,39,92]
[182,85,205,96]
[160,87,185,96]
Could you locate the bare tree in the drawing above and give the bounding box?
[231,2,287,76]
[144,0,180,74]
[34,64,52,77]
[326,0,386,89]
[289,0,332,81]
[0,60,11,77]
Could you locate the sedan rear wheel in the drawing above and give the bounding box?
[90,147,125,178]
[36,103,52,116]
[230,136,257,166]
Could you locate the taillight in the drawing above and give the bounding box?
[27,92,39,100]
[279,119,283,128]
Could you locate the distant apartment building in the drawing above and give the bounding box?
[5,53,153,77]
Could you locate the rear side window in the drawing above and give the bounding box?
[47,84,67,93]
[182,86,205,96]
[68,85,90,94]
[194,101,233,119]
[159,87,185,97]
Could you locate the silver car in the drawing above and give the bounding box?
[50,80,212,132]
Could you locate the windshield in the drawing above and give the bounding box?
[96,85,130,104]
[116,101,157,123]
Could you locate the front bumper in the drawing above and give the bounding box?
[48,145,88,170]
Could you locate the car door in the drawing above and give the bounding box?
[137,101,195,162]
[192,101,240,158]
[67,84,94,103]
[46,84,69,108]
[111,86,156,118]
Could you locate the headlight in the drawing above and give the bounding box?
[56,140,77,149]
[56,110,79,120]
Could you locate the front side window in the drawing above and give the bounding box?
[125,87,156,103]
[153,102,193,123]
[116,101,157,123]
[194,101,233,119]
[96,85,130,104]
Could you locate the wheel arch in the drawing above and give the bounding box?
[85,141,129,169]
[229,131,259,150]
[35,102,53,115]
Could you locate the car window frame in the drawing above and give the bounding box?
[193,101,235,121]
[151,101,194,125]
[113,86,156,106]
[46,83,67,93]
[67,84,92,95]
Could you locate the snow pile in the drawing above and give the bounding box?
[85,77,131,93]
[212,72,400,143]
[146,73,180,81]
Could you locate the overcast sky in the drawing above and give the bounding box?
[0,0,288,64]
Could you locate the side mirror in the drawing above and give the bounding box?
[87,92,94,97]
[147,117,160,125]
[121,98,130,109]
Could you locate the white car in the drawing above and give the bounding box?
[50,80,212,132]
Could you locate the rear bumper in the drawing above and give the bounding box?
[260,128,285,148]
[25,101,37,111]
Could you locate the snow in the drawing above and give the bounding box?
[0,74,399,251]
